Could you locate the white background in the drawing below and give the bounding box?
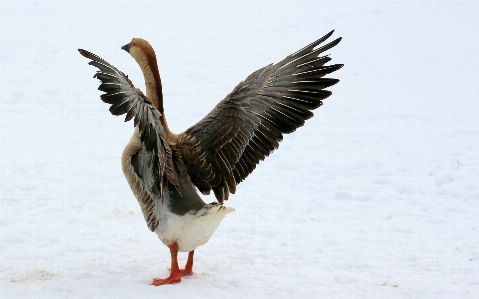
[1,1,478,298]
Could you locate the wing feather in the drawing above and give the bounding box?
[79,49,180,229]
[177,31,343,202]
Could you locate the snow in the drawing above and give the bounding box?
[1,1,478,298]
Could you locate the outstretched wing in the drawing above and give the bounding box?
[79,49,179,229]
[177,30,343,202]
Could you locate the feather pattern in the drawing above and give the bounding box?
[79,49,180,230]
[177,30,343,202]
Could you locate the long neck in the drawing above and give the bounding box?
[138,55,177,144]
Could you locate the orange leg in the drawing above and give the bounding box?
[179,250,194,276]
[151,243,182,286]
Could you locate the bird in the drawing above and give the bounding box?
[79,30,342,286]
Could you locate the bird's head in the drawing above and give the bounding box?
[121,38,157,69]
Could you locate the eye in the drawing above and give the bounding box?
[133,43,136,46]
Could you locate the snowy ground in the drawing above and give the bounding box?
[1,1,478,298]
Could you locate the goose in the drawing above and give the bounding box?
[79,30,342,286]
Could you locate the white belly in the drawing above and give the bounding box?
[155,203,234,252]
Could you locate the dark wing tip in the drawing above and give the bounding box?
[291,30,339,59]
[322,37,342,52]
[78,48,108,64]
[78,48,96,60]
[316,30,335,44]
[326,29,335,38]
[78,49,88,57]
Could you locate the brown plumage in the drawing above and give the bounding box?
[79,31,342,285]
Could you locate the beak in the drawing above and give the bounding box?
[121,42,131,53]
